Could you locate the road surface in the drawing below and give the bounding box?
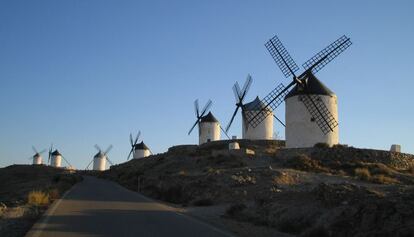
[26,176,234,237]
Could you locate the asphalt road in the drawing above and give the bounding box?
[26,176,234,237]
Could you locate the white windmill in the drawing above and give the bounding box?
[127,131,151,160]
[30,146,46,165]
[86,145,113,171]
[188,99,228,145]
[226,75,285,140]
[246,34,352,148]
[48,144,72,168]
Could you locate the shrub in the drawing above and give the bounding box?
[193,198,214,206]
[354,168,371,180]
[178,170,187,176]
[286,154,329,173]
[48,188,60,200]
[28,191,49,206]
[314,143,330,148]
[225,203,246,216]
[371,174,399,184]
[272,172,297,185]
[371,164,394,176]
[332,144,347,149]
[407,166,414,175]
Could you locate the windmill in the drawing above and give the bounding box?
[127,131,141,160]
[225,74,285,140]
[86,145,113,171]
[188,99,228,144]
[127,131,151,159]
[48,144,72,168]
[30,146,46,165]
[246,34,352,147]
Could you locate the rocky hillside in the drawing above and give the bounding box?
[98,141,414,237]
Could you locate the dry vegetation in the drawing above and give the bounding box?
[0,165,82,237]
[97,140,414,237]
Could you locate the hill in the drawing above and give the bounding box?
[98,140,414,237]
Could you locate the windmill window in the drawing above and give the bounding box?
[310,117,316,122]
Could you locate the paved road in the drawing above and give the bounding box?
[26,176,233,237]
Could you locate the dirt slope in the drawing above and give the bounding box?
[98,141,414,237]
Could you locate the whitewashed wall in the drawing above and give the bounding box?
[199,122,221,144]
[285,94,339,148]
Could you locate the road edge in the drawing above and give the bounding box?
[24,182,79,237]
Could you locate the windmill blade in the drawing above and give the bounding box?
[194,99,200,118]
[38,149,46,155]
[134,131,141,145]
[106,157,114,166]
[188,119,200,135]
[94,144,102,152]
[225,105,241,133]
[265,35,299,78]
[61,155,72,168]
[300,94,338,134]
[127,147,134,160]
[240,74,253,99]
[302,35,352,75]
[32,146,38,154]
[129,133,134,146]
[247,81,295,128]
[199,99,212,117]
[48,144,53,165]
[104,145,113,155]
[85,159,94,170]
[232,83,242,101]
[273,114,286,127]
[219,125,231,139]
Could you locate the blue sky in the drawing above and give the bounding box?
[1,0,413,168]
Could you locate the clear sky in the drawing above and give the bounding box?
[1,0,413,168]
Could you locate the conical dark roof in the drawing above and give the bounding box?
[134,141,149,150]
[242,96,271,111]
[51,150,61,156]
[33,153,41,158]
[94,151,105,158]
[285,73,335,99]
[200,112,218,123]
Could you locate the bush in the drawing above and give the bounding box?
[407,166,414,175]
[371,164,394,176]
[192,198,214,206]
[48,188,60,200]
[28,191,49,206]
[371,174,399,184]
[354,168,371,180]
[286,154,329,173]
[225,203,246,216]
[314,143,330,148]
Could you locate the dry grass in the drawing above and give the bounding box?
[354,168,398,184]
[27,191,49,206]
[354,168,371,180]
[371,174,399,184]
[272,172,297,185]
